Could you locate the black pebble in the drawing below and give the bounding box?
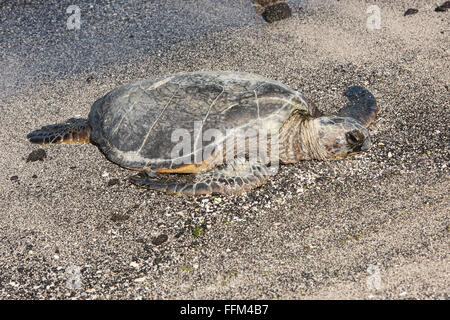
[86,75,94,83]
[151,234,168,246]
[110,213,130,222]
[32,174,37,179]
[435,1,450,11]
[315,177,327,183]
[174,229,185,238]
[10,175,19,181]
[404,8,418,16]
[107,178,120,186]
[262,2,292,23]
[26,149,47,162]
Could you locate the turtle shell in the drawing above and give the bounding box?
[88,71,316,170]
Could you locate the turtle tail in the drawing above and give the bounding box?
[27,118,91,144]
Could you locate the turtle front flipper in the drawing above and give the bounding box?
[129,159,273,195]
[27,118,91,144]
[336,86,378,127]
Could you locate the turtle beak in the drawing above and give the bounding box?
[360,127,371,151]
[361,136,371,151]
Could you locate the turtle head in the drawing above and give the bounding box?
[310,116,371,160]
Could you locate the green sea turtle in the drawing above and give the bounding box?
[27,71,378,195]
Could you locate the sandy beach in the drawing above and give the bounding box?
[0,0,448,299]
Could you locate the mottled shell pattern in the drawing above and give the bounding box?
[88,71,316,170]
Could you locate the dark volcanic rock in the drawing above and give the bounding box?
[26,149,47,162]
[404,8,418,16]
[262,2,292,23]
[152,234,168,246]
[110,213,130,222]
[107,178,120,186]
[435,1,450,11]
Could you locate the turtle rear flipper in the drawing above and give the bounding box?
[27,118,91,144]
[336,86,378,127]
[130,159,273,195]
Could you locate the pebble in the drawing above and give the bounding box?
[262,2,292,23]
[435,1,450,11]
[404,9,418,16]
[26,149,47,162]
[176,210,186,217]
[151,234,168,246]
[134,277,146,283]
[107,178,120,186]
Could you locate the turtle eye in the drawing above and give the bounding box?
[346,131,362,145]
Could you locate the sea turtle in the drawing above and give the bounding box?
[27,71,378,195]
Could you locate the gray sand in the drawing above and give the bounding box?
[0,0,448,299]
